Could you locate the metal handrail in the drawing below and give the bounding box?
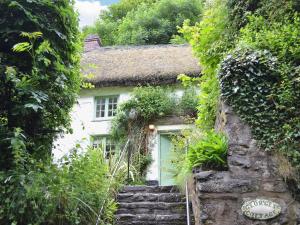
[95,139,130,225]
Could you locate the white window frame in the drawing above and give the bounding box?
[91,136,117,159]
[94,95,118,120]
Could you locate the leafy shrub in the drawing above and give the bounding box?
[111,86,176,140]
[93,0,203,45]
[169,129,201,189]
[0,1,81,167]
[179,87,199,117]
[179,0,233,76]
[240,14,300,64]
[130,86,175,121]
[187,131,228,170]
[226,0,261,30]
[227,0,299,31]
[179,0,233,131]
[0,147,118,225]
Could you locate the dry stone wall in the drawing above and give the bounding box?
[190,102,300,225]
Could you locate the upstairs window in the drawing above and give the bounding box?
[95,96,118,118]
[92,136,117,159]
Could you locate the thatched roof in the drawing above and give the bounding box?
[81,44,201,87]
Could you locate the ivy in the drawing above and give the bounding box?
[219,47,300,181]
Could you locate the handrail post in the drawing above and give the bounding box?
[185,140,191,225]
[127,139,131,184]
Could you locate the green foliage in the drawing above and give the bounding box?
[220,13,300,172]
[180,0,300,196]
[130,86,175,121]
[111,86,176,140]
[179,87,199,117]
[219,3,300,191]
[226,0,261,30]
[111,86,199,183]
[0,0,81,168]
[179,0,233,131]
[240,14,300,64]
[219,47,300,185]
[169,129,199,189]
[93,0,203,45]
[219,48,281,148]
[169,129,228,190]
[227,0,299,31]
[110,86,175,183]
[0,147,117,225]
[187,131,228,170]
[179,0,233,76]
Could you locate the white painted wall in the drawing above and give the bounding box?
[53,86,132,160]
[53,85,189,183]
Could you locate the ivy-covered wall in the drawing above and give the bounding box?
[180,0,300,198]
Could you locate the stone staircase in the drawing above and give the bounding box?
[115,185,191,225]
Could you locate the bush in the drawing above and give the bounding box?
[179,87,199,117]
[94,0,203,45]
[179,0,233,131]
[240,14,300,64]
[111,86,176,140]
[187,131,228,170]
[0,0,81,167]
[169,129,200,189]
[0,148,118,225]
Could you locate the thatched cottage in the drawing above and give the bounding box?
[54,36,201,186]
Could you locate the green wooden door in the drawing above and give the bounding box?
[159,134,175,186]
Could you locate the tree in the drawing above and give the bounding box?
[0,0,81,169]
[93,0,203,46]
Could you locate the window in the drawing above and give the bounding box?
[95,96,118,118]
[92,136,117,159]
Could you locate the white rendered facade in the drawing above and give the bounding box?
[53,86,190,183]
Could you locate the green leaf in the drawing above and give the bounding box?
[12,42,31,52]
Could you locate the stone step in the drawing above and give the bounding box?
[117,192,185,203]
[116,213,188,225]
[116,202,186,214]
[119,185,180,194]
[116,221,187,225]
[115,185,192,225]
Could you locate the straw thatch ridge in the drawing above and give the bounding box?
[81,44,201,87]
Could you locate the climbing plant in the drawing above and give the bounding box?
[110,86,198,183]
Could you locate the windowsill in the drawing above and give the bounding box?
[92,117,114,122]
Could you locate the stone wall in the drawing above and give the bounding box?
[190,102,300,225]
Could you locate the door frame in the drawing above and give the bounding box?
[158,130,179,186]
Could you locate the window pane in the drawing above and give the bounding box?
[92,136,104,149]
[105,138,116,159]
[108,97,118,117]
[96,98,106,118]
[92,136,117,159]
